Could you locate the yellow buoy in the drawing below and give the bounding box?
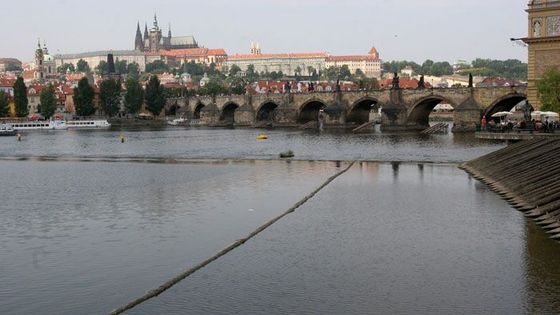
[16,133,21,141]
[256,134,268,140]
[120,134,125,143]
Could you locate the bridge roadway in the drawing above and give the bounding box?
[165,86,527,132]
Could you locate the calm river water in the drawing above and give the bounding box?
[1,128,559,315]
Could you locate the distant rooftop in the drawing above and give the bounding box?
[55,50,144,59]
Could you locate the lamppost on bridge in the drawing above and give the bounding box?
[510,37,528,48]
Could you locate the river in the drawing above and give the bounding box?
[1,128,559,315]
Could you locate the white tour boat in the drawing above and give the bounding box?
[11,120,68,131]
[10,119,111,131]
[66,119,111,129]
[167,117,188,126]
[0,123,16,136]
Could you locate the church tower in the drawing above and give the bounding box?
[148,14,162,52]
[135,22,144,51]
[34,39,44,81]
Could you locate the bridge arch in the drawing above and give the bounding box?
[484,93,527,118]
[298,99,327,124]
[408,95,456,128]
[193,101,205,119]
[220,102,240,124]
[256,100,280,122]
[347,97,379,124]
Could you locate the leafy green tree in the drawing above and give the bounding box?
[339,65,352,80]
[57,63,75,74]
[466,58,527,80]
[115,60,128,74]
[145,75,166,116]
[99,78,122,117]
[146,60,169,73]
[246,64,259,82]
[537,67,560,113]
[421,60,434,74]
[13,77,28,117]
[124,77,144,114]
[39,84,56,118]
[382,61,421,74]
[76,59,90,72]
[228,64,241,77]
[96,61,108,74]
[228,77,246,95]
[0,91,9,117]
[127,62,140,78]
[199,78,229,96]
[73,77,96,116]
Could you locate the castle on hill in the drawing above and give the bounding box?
[134,14,198,52]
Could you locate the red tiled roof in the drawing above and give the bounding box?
[326,55,379,62]
[229,52,328,60]
[148,48,227,57]
[0,77,16,87]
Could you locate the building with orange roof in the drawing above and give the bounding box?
[325,47,382,79]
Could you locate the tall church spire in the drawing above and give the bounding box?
[135,21,144,51]
[153,13,159,29]
[144,22,149,40]
[168,23,172,38]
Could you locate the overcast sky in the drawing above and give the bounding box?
[2,0,528,63]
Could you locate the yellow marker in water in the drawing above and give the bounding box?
[16,133,21,141]
[120,134,125,143]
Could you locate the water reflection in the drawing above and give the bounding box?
[130,162,560,315]
[524,222,560,313]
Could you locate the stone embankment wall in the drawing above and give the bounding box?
[460,138,560,241]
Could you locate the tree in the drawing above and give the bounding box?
[96,61,109,74]
[228,77,246,95]
[145,60,168,73]
[57,63,75,74]
[0,91,9,117]
[145,75,166,116]
[13,77,28,117]
[124,77,144,114]
[228,64,241,77]
[537,67,560,113]
[421,59,434,74]
[99,78,122,117]
[76,59,90,72]
[246,64,259,82]
[39,84,56,118]
[199,78,229,96]
[73,77,96,116]
[127,62,140,78]
[115,60,128,74]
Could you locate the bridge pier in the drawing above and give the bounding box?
[200,104,220,126]
[452,96,481,132]
[380,89,410,131]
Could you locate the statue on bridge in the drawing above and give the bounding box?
[468,73,473,88]
[391,72,400,90]
[284,81,291,94]
[417,75,425,89]
[522,100,534,123]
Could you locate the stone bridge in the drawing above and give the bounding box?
[166,86,527,132]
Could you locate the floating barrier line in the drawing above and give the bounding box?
[109,161,356,315]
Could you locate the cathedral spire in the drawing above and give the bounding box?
[144,22,149,40]
[153,13,159,29]
[168,23,172,38]
[135,21,144,51]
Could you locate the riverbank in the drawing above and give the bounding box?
[460,138,560,241]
